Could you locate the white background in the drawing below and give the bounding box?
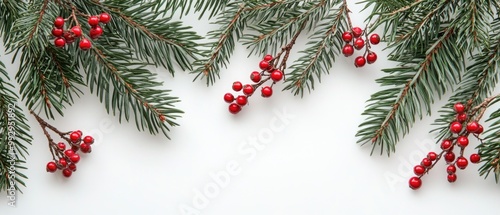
[2,1,500,214]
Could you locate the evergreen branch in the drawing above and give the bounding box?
[0,0,25,44]
[477,95,500,183]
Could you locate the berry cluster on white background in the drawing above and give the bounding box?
[51,12,111,50]
[341,27,380,67]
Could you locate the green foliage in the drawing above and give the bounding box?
[479,104,500,182]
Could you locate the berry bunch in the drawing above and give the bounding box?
[408,102,483,190]
[45,130,94,178]
[341,27,380,67]
[224,54,284,114]
[51,12,111,50]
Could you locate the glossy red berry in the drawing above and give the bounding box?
[70,26,82,37]
[444,151,456,163]
[236,95,248,106]
[46,161,58,173]
[69,154,80,163]
[259,60,271,70]
[263,54,273,61]
[228,103,241,114]
[342,32,353,42]
[427,152,438,161]
[224,93,235,103]
[457,136,469,148]
[70,131,81,143]
[54,17,65,28]
[354,56,366,68]
[342,44,354,57]
[261,86,273,98]
[271,70,284,82]
[99,12,111,24]
[441,139,453,150]
[413,165,426,176]
[353,38,365,50]
[62,168,72,177]
[64,149,75,157]
[242,84,254,96]
[52,28,64,37]
[79,38,92,50]
[456,113,467,122]
[474,125,484,134]
[83,136,94,144]
[409,177,422,190]
[232,81,243,91]
[90,25,103,39]
[421,158,432,167]
[88,16,100,26]
[466,121,480,133]
[454,102,466,113]
[470,153,481,163]
[54,38,66,47]
[370,34,380,45]
[446,165,457,174]
[80,143,92,153]
[352,27,363,38]
[447,174,457,183]
[366,52,377,64]
[250,71,262,83]
[63,31,75,44]
[68,163,77,172]
[450,121,463,133]
[59,158,68,168]
[75,130,83,136]
[57,142,66,151]
[456,157,468,169]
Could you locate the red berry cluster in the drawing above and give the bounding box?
[45,130,94,178]
[51,13,111,50]
[341,27,380,67]
[408,102,483,190]
[224,54,284,114]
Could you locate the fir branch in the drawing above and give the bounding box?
[0,0,25,43]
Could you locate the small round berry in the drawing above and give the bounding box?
[70,26,82,37]
[68,163,77,172]
[54,38,66,48]
[444,151,456,163]
[353,38,365,50]
[90,25,103,39]
[52,28,64,37]
[80,143,92,153]
[64,149,75,157]
[354,56,366,68]
[259,60,271,70]
[83,136,94,144]
[79,38,92,50]
[224,93,235,103]
[228,103,241,114]
[366,52,377,64]
[446,165,457,174]
[62,168,72,177]
[456,157,468,169]
[342,32,353,42]
[457,136,469,148]
[69,131,81,143]
[75,130,83,136]
[441,139,453,150]
[54,17,65,28]
[466,121,480,133]
[263,54,273,61]
[470,153,481,164]
[447,174,457,183]
[69,154,80,163]
[456,113,467,122]
[454,102,466,113]
[409,177,422,190]
[474,124,484,134]
[99,12,111,24]
[342,44,354,57]
[427,152,438,161]
[242,84,254,96]
[63,31,75,43]
[261,86,273,98]
[370,34,380,45]
[351,27,363,38]
[236,95,248,106]
[250,71,261,83]
[450,121,463,133]
[57,142,66,151]
[88,16,100,26]
[421,158,432,167]
[270,70,284,82]
[46,161,58,173]
[413,165,426,176]
[59,158,68,168]
[232,81,243,91]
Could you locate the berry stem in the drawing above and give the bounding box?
[419,150,446,178]
[342,0,353,30]
[469,93,500,121]
[272,19,308,73]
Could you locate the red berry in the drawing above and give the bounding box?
[409,177,422,190]
[474,124,484,134]
[454,102,466,113]
[83,136,94,144]
[447,174,457,183]
[446,165,457,174]
[54,38,66,47]
[59,158,68,168]
[342,32,353,42]
[342,44,354,57]
[236,95,248,106]
[232,81,243,91]
[456,113,467,122]
[79,38,92,50]
[80,143,92,153]
[63,31,75,43]
[99,12,111,24]
[57,142,66,151]
[354,56,366,67]
[228,103,241,114]
[70,131,81,143]
[450,121,463,133]
[88,16,100,26]
[64,149,75,157]
[370,34,380,45]
[70,26,82,37]
[68,163,77,172]
[366,52,377,64]
[250,71,261,83]
[353,38,365,50]
[46,161,58,173]
[52,28,64,37]
[263,54,273,61]
[261,86,273,98]
[242,84,254,96]
[75,130,83,136]
[413,165,426,176]
[421,158,432,167]
[444,151,456,163]
[90,25,103,39]
[69,154,80,163]
[456,157,468,169]
[62,168,72,177]
[457,136,469,148]
[441,139,453,150]
[427,152,438,161]
[352,27,363,38]
[466,121,480,133]
[470,153,481,163]
[224,93,235,103]
[54,17,65,28]
[270,70,284,82]
[259,60,271,70]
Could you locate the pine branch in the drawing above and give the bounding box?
[479,101,500,183]
[0,0,24,44]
